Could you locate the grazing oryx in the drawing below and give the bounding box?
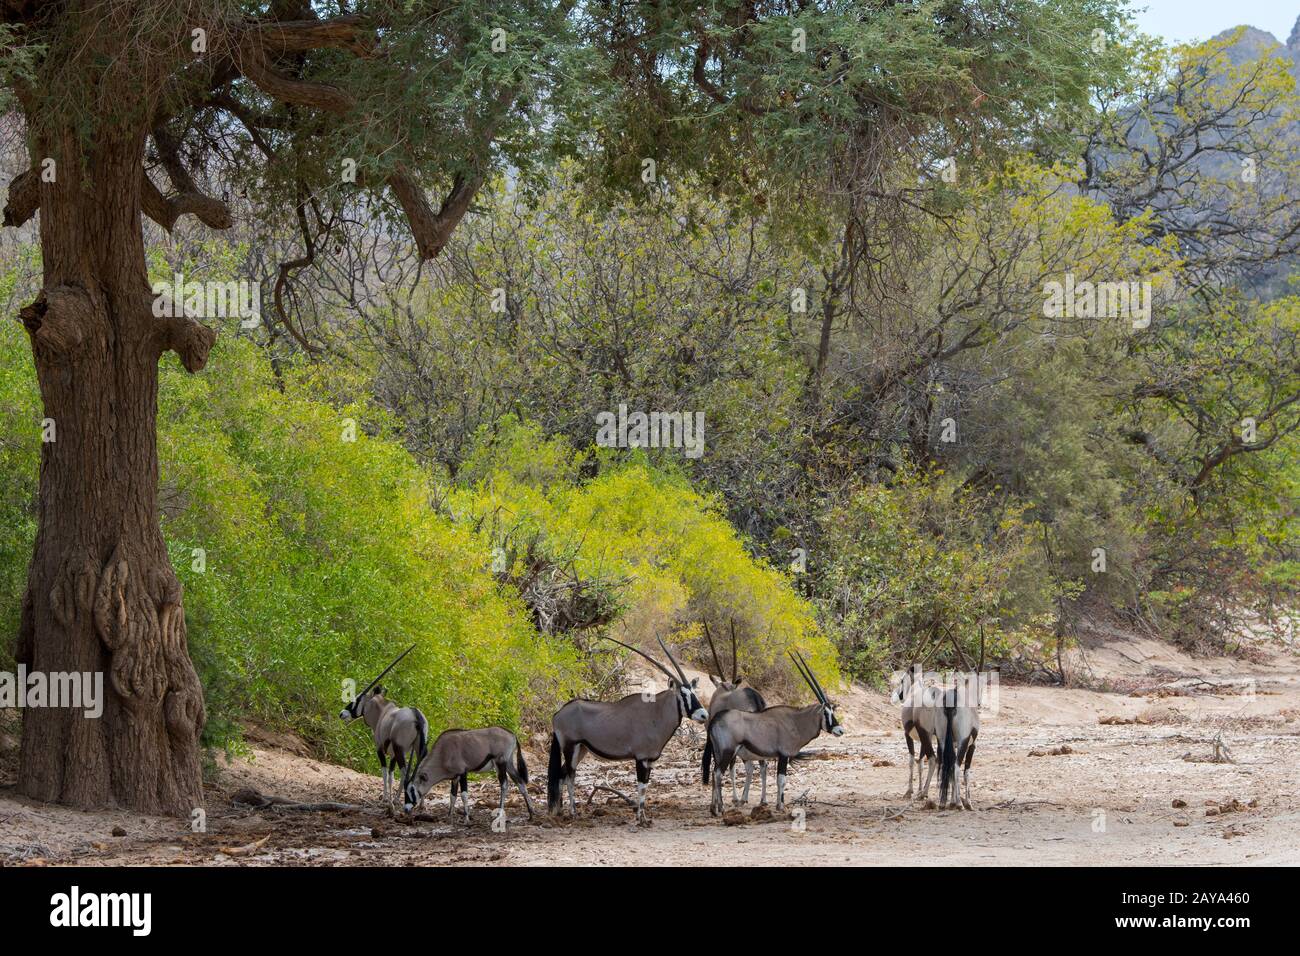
[402,726,535,822]
[339,645,429,812]
[938,668,983,810]
[699,620,770,806]
[548,636,708,824]
[706,651,843,815]
[893,665,943,801]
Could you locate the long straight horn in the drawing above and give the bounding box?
[657,636,690,685]
[729,618,739,683]
[702,621,726,680]
[358,644,417,698]
[601,635,676,682]
[796,650,830,703]
[790,651,827,705]
[788,651,823,705]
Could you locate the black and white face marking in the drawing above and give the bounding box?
[339,689,373,722]
[824,704,844,736]
[679,678,708,722]
[403,767,430,812]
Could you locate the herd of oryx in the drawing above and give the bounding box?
[338,622,986,826]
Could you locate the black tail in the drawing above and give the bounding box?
[939,699,957,805]
[516,735,529,784]
[547,733,562,813]
[413,710,429,765]
[701,735,713,785]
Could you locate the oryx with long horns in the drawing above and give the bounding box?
[339,644,429,812]
[402,726,535,822]
[700,620,770,806]
[547,635,707,824]
[893,664,943,801]
[705,650,843,815]
[938,632,986,810]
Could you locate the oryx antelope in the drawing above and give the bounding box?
[938,672,982,810]
[402,726,535,821]
[548,636,707,824]
[705,650,843,815]
[699,620,770,806]
[339,644,429,812]
[893,665,943,801]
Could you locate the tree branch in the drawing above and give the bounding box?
[236,40,355,114]
[19,285,93,360]
[388,167,482,261]
[2,167,39,227]
[155,316,217,373]
[141,172,232,231]
[248,15,375,57]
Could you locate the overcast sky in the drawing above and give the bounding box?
[1130,1,1297,45]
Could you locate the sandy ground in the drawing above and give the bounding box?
[3,624,1299,866]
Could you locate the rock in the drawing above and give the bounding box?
[1172,799,1187,808]
[111,826,126,837]
[873,759,893,767]
[1173,820,1189,827]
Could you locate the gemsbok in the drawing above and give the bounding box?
[548,635,707,824]
[699,620,769,805]
[893,664,943,801]
[339,644,429,812]
[402,726,535,822]
[938,669,983,811]
[706,650,843,815]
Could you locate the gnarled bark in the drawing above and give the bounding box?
[16,126,207,814]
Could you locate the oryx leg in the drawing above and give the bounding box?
[711,751,729,816]
[504,754,535,818]
[448,779,458,819]
[729,762,739,805]
[460,772,471,821]
[741,761,752,804]
[497,762,509,817]
[776,755,789,811]
[759,760,768,805]
[919,735,938,800]
[960,731,977,810]
[566,744,584,818]
[634,759,652,824]
[903,720,917,798]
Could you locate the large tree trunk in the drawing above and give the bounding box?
[15,128,210,814]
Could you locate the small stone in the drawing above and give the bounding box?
[111,826,126,837]
[1172,799,1187,808]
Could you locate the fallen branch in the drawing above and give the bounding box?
[585,785,637,809]
[229,787,364,812]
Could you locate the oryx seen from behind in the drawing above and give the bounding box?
[339,644,429,812]
[938,650,986,810]
[893,665,943,801]
[548,636,707,824]
[705,650,843,815]
[699,619,770,806]
[402,726,535,822]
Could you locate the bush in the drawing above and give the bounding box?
[453,418,840,697]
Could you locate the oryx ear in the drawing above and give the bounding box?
[734,675,744,685]
[690,677,699,688]
[374,684,384,696]
[710,674,721,687]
